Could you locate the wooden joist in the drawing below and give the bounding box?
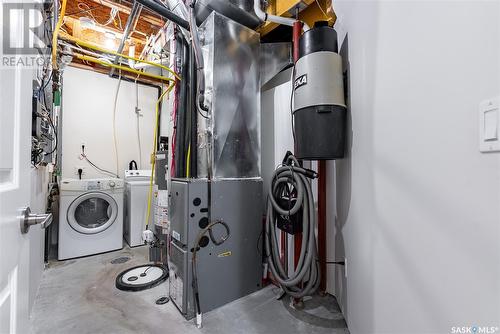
[82,0,165,27]
[259,0,336,36]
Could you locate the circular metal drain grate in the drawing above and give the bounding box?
[155,296,170,305]
[115,264,168,291]
[111,256,131,264]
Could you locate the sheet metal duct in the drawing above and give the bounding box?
[194,0,260,29]
[135,0,190,30]
[260,42,292,86]
[197,12,261,179]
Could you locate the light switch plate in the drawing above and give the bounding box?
[479,97,500,152]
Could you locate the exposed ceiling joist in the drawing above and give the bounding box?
[300,0,335,27]
[82,0,165,27]
[260,0,335,36]
[69,62,167,86]
[260,0,315,36]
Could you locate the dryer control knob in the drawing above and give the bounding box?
[109,181,116,187]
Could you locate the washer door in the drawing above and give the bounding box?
[67,192,118,234]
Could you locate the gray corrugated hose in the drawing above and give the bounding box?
[265,154,320,298]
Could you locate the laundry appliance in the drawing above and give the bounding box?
[58,178,124,260]
[124,170,152,247]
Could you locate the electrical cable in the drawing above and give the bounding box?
[45,115,58,155]
[187,0,210,120]
[315,0,329,18]
[265,153,320,299]
[81,146,119,178]
[144,84,175,230]
[170,32,179,177]
[186,144,191,178]
[193,88,215,330]
[38,78,57,157]
[112,73,123,178]
[60,35,181,81]
[103,6,119,26]
[51,0,67,70]
[65,4,103,17]
[289,65,297,144]
[191,220,230,328]
[72,53,175,84]
[134,76,143,168]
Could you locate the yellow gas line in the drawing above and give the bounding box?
[144,85,175,230]
[60,34,180,81]
[74,54,175,83]
[52,0,68,69]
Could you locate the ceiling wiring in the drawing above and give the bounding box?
[315,0,328,19]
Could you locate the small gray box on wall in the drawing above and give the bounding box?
[154,150,168,190]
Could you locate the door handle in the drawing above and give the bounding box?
[20,207,53,234]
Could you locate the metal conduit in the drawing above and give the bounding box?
[110,2,142,76]
[135,0,190,30]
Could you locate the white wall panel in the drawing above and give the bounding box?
[61,67,163,179]
[328,1,500,333]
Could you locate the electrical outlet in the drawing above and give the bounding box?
[74,166,86,177]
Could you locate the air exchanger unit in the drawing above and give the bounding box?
[293,21,347,160]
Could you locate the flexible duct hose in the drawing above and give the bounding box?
[265,153,320,298]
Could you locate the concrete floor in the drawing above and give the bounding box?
[30,247,349,334]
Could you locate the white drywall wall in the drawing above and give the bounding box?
[261,73,294,200]
[61,66,164,179]
[327,1,500,333]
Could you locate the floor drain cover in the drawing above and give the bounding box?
[155,296,170,305]
[115,264,168,291]
[111,256,130,264]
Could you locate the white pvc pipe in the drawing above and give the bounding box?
[127,44,170,71]
[133,58,170,70]
[253,0,310,30]
[128,44,136,69]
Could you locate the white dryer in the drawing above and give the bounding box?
[124,170,152,247]
[58,178,124,260]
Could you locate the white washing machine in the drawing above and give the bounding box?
[58,178,124,260]
[124,170,152,247]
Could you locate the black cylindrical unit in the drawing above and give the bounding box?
[293,22,346,160]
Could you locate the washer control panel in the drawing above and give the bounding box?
[60,178,124,191]
[124,170,151,181]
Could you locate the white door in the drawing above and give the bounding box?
[0,3,40,332]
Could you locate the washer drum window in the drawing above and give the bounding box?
[67,192,118,234]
